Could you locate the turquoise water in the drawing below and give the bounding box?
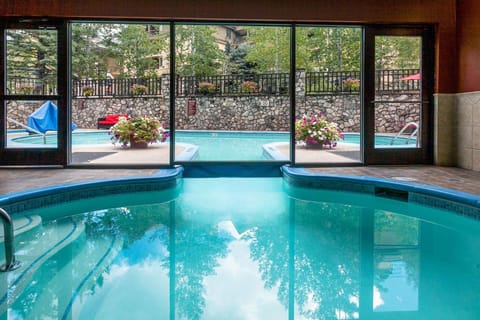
[11,131,415,161]
[178,131,287,160]
[2,178,479,319]
[11,131,414,146]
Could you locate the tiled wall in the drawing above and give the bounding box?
[435,92,480,171]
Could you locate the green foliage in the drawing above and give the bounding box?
[72,23,167,79]
[81,85,94,96]
[6,29,57,81]
[71,24,108,79]
[8,23,421,86]
[240,80,257,93]
[130,84,148,95]
[375,36,421,70]
[243,26,291,73]
[197,81,216,94]
[296,26,362,72]
[175,25,224,76]
[109,116,168,147]
[223,43,257,74]
[342,77,361,91]
[111,24,167,78]
[243,26,362,73]
[295,114,344,147]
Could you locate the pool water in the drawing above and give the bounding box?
[2,178,479,319]
[12,131,413,147]
[178,131,288,160]
[11,131,414,161]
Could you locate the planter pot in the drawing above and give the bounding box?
[130,137,149,149]
[305,142,324,150]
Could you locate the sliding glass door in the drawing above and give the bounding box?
[364,27,434,164]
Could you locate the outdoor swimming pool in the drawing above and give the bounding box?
[1,170,479,319]
[10,131,415,161]
[11,131,414,147]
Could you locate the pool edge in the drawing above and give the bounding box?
[0,167,184,214]
[281,165,480,220]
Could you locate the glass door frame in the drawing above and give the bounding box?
[363,26,434,165]
[0,19,69,165]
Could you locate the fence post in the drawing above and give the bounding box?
[161,74,170,99]
[295,69,306,102]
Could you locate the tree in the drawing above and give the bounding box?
[375,36,421,70]
[71,23,109,79]
[224,43,257,74]
[6,29,57,81]
[175,25,224,76]
[243,26,291,73]
[110,24,167,78]
[243,26,362,73]
[296,26,361,72]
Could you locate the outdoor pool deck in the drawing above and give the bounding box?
[69,141,361,164]
[71,143,187,164]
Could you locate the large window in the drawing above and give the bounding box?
[173,24,291,163]
[0,21,433,167]
[295,26,362,164]
[69,22,171,165]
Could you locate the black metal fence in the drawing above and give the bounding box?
[5,77,162,97]
[375,69,420,92]
[72,77,162,97]
[6,69,420,97]
[6,77,57,95]
[305,68,420,94]
[175,73,290,97]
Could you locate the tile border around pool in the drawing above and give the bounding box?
[281,165,480,220]
[0,167,184,215]
[1,165,478,220]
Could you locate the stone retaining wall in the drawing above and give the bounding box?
[8,93,419,133]
[7,70,419,133]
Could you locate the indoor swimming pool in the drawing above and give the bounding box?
[0,168,478,319]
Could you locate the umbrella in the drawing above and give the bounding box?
[400,73,420,81]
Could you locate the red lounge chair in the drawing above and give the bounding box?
[97,114,128,129]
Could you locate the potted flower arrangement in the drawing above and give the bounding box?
[197,82,216,94]
[295,114,344,149]
[131,84,148,95]
[109,116,169,148]
[342,78,360,92]
[240,80,257,93]
[82,85,94,97]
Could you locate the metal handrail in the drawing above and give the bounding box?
[7,117,47,144]
[0,208,22,272]
[390,122,419,146]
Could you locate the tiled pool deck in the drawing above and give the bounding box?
[0,165,478,196]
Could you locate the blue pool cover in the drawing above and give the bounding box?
[27,100,77,133]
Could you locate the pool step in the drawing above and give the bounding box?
[25,234,123,319]
[0,218,85,315]
[0,214,42,242]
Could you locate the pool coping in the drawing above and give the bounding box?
[0,167,184,214]
[1,164,479,220]
[281,165,480,220]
